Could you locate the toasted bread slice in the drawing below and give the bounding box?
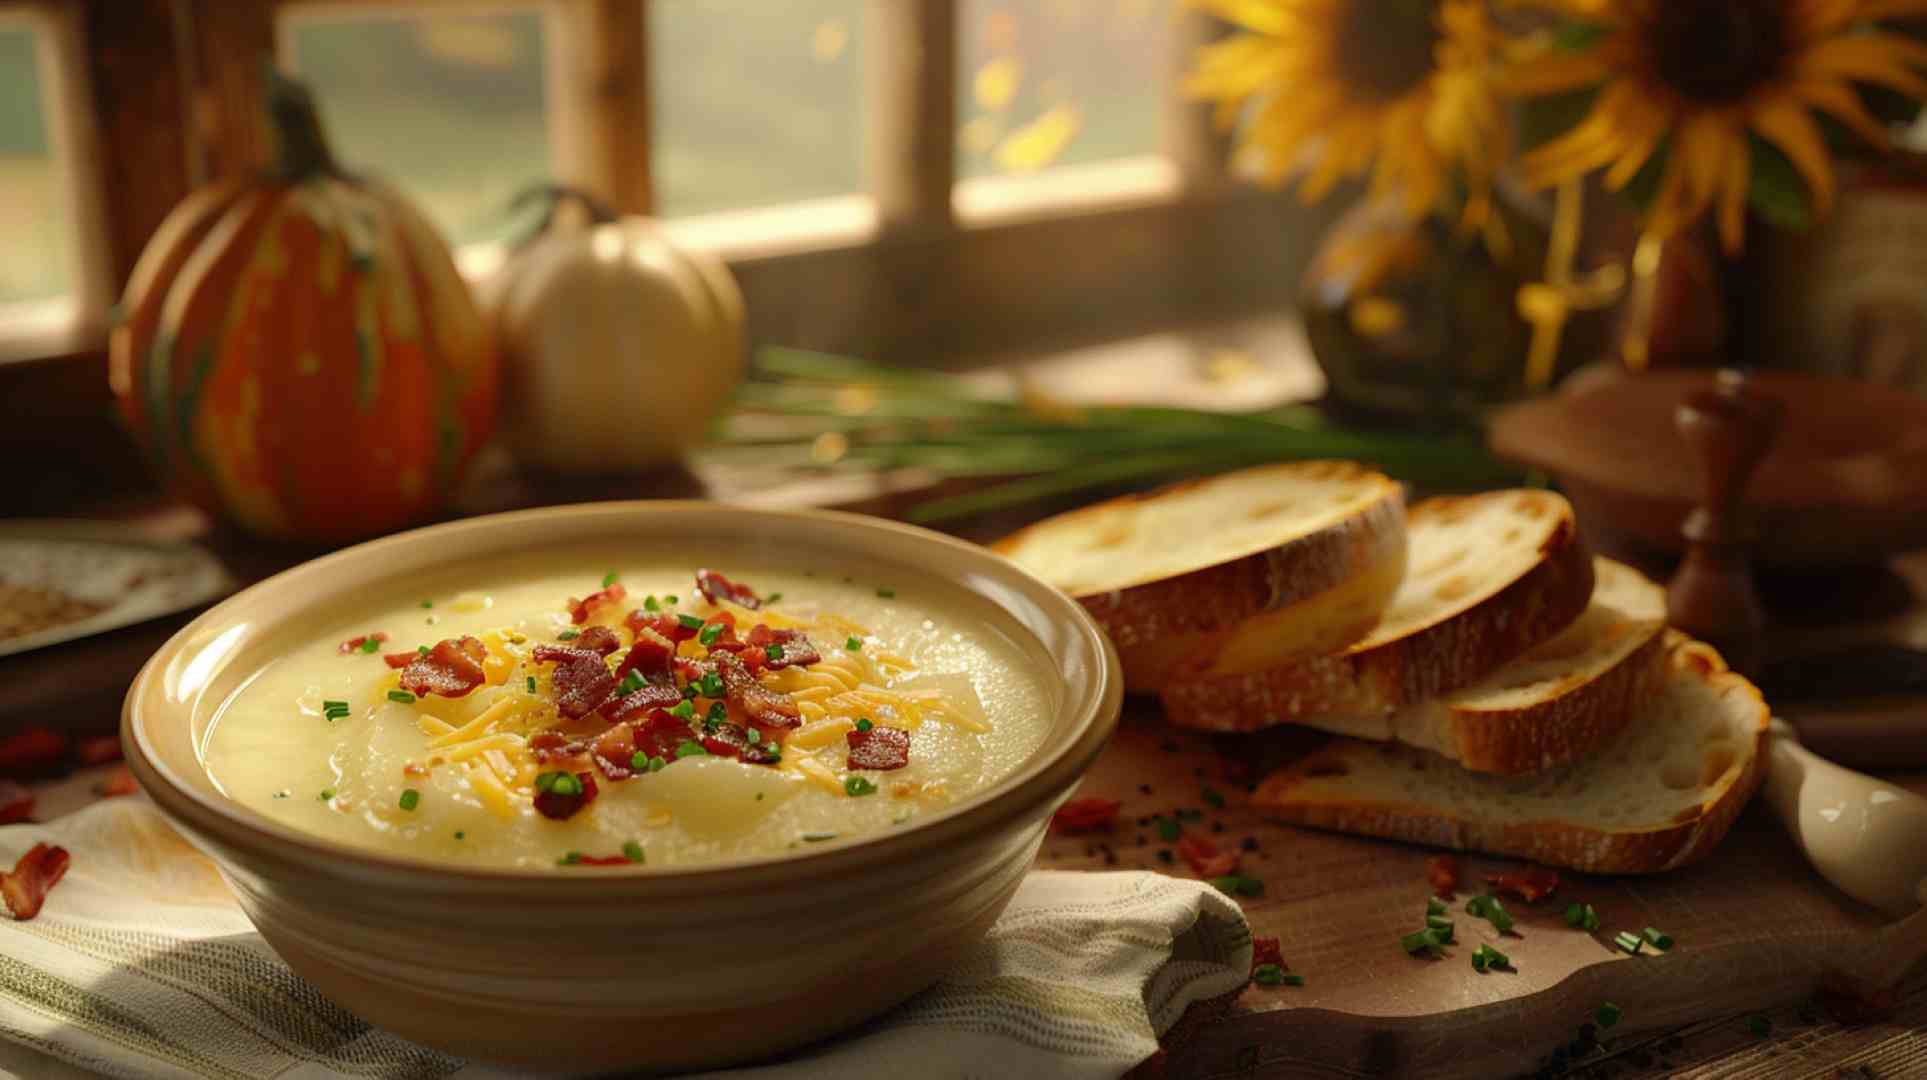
[992,461,1406,692]
[1160,490,1594,731]
[1252,634,1770,874]
[1372,557,1668,774]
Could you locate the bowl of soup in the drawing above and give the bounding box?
[122,502,1121,1073]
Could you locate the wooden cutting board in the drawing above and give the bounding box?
[1036,702,1927,1079]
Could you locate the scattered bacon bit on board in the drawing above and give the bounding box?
[337,631,388,654]
[94,767,138,798]
[1485,865,1561,903]
[846,725,911,771]
[0,728,68,776]
[1425,854,1460,898]
[2,843,69,921]
[574,625,622,656]
[74,735,122,766]
[716,652,801,730]
[1176,833,1239,878]
[0,781,32,825]
[533,771,599,820]
[696,569,761,609]
[398,636,490,699]
[744,624,821,671]
[1051,797,1122,833]
[1250,936,1284,973]
[567,583,627,625]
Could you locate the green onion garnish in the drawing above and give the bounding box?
[557,629,580,640]
[1155,816,1181,842]
[419,600,433,609]
[1427,898,1447,917]
[669,700,696,720]
[1281,973,1305,986]
[855,718,874,732]
[617,670,647,696]
[1614,931,1644,955]
[454,831,464,840]
[601,571,618,588]
[386,690,416,704]
[681,682,698,699]
[665,595,678,605]
[677,613,704,631]
[631,751,650,771]
[844,776,878,797]
[526,675,538,693]
[622,840,645,864]
[648,755,668,771]
[1208,875,1264,897]
[706,700,727,722]
[698,672,725,697]
[746,727,761,745]
[765,643,784,661]
[557,852,582,866]
[358,637,381,654]
[801,831,837,842]
[876,587,895,598]
[1401,927,1449,954]
[1596,1002,1622,1029]
[845,636,863,652]
[1642,927,1673,950]
[675,739,707,759]
[644,595,660,611]
[1252,963,1286,986]
[698,622,725,647]
[1471,943,1511,972]
[319,788,335,801]
[1202,786,1225,809]
[417,644,430,655]
[766,592,782,604]
[1426,915,1456,935]
[398,789,420,812]
[535,771,583,797]
[1466,895,1515,933]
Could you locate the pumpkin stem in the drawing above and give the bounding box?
[509,184,622,245]
[263,63,340,181]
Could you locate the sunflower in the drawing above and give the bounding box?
[1510,0,1927,252]
[1185,0,1507,222]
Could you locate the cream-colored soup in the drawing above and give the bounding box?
[202,555,1050,870]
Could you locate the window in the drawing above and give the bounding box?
[0,23,68,307]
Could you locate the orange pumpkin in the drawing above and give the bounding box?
[109,72,497,542]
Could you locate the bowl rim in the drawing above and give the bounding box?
[123,500,1121,887]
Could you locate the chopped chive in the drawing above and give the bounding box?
[1426,915,1456,933]
[746,727,762,745]
[675,739,707,759]
[844,776,878,797]
[664,595,678,605]
[398,789,420,812]
[1401,927,1449,954]
[876,587,895,598]
[1471,943,1510,971]
[698,622,725,647]
[454,831,464,840]
[681,682,698,699]
[1155,816,1181,842]
[698,672,725,697]
[1744,1013,1771,1037]
[1614,931,1644,955]
[631,751,650,771]
[766,592,782,604]
[1281,973,1306,986]
[706,700,727,723]
[644,595,661,611]
[1427,898,1448,917]
[756,792,765,801]
[358,637,381,654]
[1564,902,1602,931]
[319,788,335,801]
[526,675,538,693]
[1252,963,1286,986]
[622,840,645,864]
[846,635,863,652]
[1202,786,1225,809]
[648,755,668,772]
[1467,895,1514,933]
[602,571,618,588]
[1596,1002,1622,1029]
[617,670,647,696]
[1208,875,1264,897]
[387,690,416,705]
[801,831,837,842]
[558,851,582,866]
[419,600,433,609]
[677,613,704,630]
[417,644,430,655]
[765,643,784,661]
[557,629,580,640]
[669,699,696,720]
[855,718,874,733]
[1642,927,1674,950]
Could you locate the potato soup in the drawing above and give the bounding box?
[201,554,1051,869]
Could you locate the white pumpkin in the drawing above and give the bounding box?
[488,189,746,471]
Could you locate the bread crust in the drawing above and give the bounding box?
[1160,507,1594,731]
[1445,625,1666,775]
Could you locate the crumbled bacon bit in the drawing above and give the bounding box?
[715,651,801,730]
[574,625,622,656]
[572,853,635,867]
[383,651,416,669]
[699,722,780,765]
[528,731,595,773]
[1051,797,1122,833]
[567,582,627,625]
[0,729,68,776]
[846,724,911,771]
[630,710,697,761]
[696,569,761,609]
[398,636,490,699]
[1485,865,1560,903]
[1,843,69,921]
[402,762,428,778]
[0,781,32,825]
[591,723,639,780]
[533,771,598,820]
[537,648,618,720]
[616,630,676,678]
[744,624,821,670]
[1426,854,1460,898]
[625,609,699,644]
[1250,936,1284,973]
[94,767,138,798]
[74,735,122,766]
[1176,833,1239,878]
[337,632,388,654]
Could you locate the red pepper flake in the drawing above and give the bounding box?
[1485,865,1561,903]
[74,735,122,766]
[846,724,911,771]
[695,569,761,609]
[337,631,388,654]
[1051,797,1123,833]
[1176,833,1239,878]
[533,770,598,820]
[574,625,622,656]
[0,728,68,777]
[398,636,490,699]
[0,781,32,825]
[744,624,821,670]
[94,767,138,799]
[715,651,801,731]
[1,843,70,921]
[1426,854,1461,898]
[567,582,627,625]
[1250,936,1284,973]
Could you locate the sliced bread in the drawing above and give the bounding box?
[992,461,1407,692]
[1251,633,1771,874]
[1160,489,1594,731]
[1370,557,1668,775]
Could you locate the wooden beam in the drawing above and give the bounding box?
[181,0,276,182]
[83,0,195,285]
[1164,7,1230,192]
[550,0,652,215]
[867,0,955,238]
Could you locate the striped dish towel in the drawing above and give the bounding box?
[0,799,1253,1080]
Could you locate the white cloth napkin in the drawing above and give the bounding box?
[0,799,1253,1080]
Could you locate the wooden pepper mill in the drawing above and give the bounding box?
[1666,369,1786,676]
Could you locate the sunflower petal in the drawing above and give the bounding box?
[1749,97,1838,216]
[1185,0,1290,36]
[1800,34,1927,100]
[1792,77,1895,149]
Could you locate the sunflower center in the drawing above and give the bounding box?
[1649,1,1790,104]
[1335,2,1440,102]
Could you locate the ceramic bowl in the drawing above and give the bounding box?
[122,502,1121,1073]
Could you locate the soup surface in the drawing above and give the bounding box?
[202,554,1050,869]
